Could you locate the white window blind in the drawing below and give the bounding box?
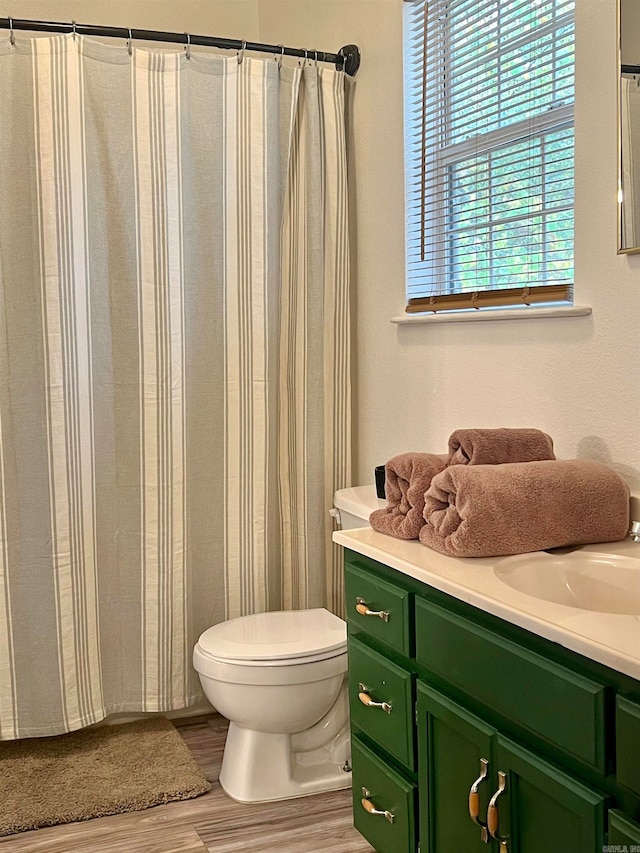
[403,0,575,313]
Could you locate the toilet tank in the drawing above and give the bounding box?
[331,486,386,530]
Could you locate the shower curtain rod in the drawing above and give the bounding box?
[0,17,361,76]
[622,64,640,74]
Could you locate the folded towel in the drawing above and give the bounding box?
[419,459,630,558]
[447,428,555,466]
[369,452,449,539]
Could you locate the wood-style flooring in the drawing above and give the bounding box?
[0,714,375,852]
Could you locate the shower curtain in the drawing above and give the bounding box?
[0,33,351,739]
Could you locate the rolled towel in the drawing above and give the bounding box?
[447,428,555,466]
[370,452,449,539]
[419,459,630,558]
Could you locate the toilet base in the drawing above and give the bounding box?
[219,722,352,803]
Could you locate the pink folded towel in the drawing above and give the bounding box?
[447,428,555,466]
[419,459,630,558]
[369,452,449,539]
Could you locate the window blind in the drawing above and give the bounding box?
[403,0,575,313]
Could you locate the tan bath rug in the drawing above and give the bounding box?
[0,717,211,836]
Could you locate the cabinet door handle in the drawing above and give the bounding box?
[488,771,509,853]
[356,597,389,622]
[361,787,395,824]
[468,757,490,844]
[358,689,392,714]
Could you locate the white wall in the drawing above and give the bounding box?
[4,0,639,498]
[261,0,640,498]
[0,1,261,44]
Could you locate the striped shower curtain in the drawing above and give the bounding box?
[0,34,350,739]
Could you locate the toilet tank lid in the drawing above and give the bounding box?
[197,608,347,662]
[333,485,384,519]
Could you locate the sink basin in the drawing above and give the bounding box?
[494,549,640,615]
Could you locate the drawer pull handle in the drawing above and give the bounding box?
[488,771,509,853]
[361,787,395,824]
[356,597,389,622]
[468,758,490,844]
[358,690,392,714]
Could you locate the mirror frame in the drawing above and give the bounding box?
[618,0,640,253]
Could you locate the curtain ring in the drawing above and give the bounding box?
[184,32,191,60]
[299,48,308,67]
[237,40,246,65]
[276,44,284,71]
[8,16,15,46]
[314,50,318,68]
[71,20,77,41]
[127,28,133,57]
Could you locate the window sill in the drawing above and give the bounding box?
[391,305,592,325]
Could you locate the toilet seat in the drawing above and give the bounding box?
[196,607,347,666]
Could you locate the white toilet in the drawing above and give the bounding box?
[192,485,381,803]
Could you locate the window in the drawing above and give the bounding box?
[403,0,575,313]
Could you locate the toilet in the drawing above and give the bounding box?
[192,485,381,803]
[330,484,387,530]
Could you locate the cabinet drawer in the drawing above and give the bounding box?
[345,561,411,656]
[415,597,608,772]
[349,636,414,770]
[351,736,417,853]
[616,695,640,795]
[609,810,640,845]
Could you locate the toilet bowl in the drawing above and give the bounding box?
[192,485,381,803]
[193,608,351,803]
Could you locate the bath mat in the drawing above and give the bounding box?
[0,717,211,836]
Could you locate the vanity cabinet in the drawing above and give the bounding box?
[344,550,640,853]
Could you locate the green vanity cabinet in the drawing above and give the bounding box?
[343,549,640,853]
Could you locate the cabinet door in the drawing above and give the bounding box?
[616,695,640,796]
[608,810,640,846]
[494,735,607,853]
[417,682,497,852]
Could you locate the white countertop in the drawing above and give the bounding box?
[333,527,640,680]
